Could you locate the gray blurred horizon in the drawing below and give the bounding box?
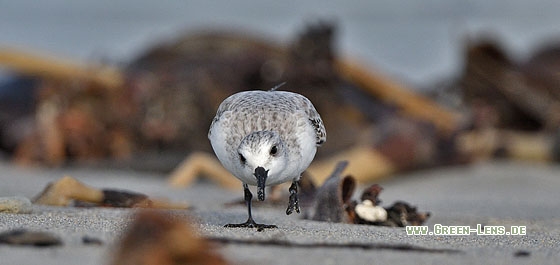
[1,0,560,87]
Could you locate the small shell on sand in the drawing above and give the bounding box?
[0,196,33,214]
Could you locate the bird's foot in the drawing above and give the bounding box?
[286,181,300,215]
[224,219,277,230]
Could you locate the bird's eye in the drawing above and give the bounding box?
[270,145,278,156]
[239,153,246,163]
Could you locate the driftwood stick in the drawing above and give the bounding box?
[0,47,123,89]
[168,152,240,190]
[307,147,396,185]
[335,59,461,133]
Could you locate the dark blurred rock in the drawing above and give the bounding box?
[0,229,62,247]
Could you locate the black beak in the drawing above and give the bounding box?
[254,166,269,201]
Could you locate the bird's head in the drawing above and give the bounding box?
[237,131,287,200]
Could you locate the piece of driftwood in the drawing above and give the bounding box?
[33,176,188,209]
[168,152,239,190]
[0,47,123,89]
[33,176,104,206]
[335,59,461,133]
[306,146,396,184]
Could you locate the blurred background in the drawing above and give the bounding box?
[2,0,560,184]
[3,0,560,87]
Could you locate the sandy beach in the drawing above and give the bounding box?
[1,161,559,264]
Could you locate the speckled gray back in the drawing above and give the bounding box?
[209,90,326,151]
[208,89,326,186]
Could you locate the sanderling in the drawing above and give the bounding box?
[208,87,326,229]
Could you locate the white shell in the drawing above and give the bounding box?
[355,200,387,222]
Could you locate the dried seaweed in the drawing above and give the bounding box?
[309,161,430,227]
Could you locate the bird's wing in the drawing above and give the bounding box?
[208,94,237,139]
[309,116,326,146]
[295,94,326,146]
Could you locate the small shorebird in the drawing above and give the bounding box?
[208,87,326,229]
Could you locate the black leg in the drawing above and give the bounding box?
[225,184,277,229]
[286,180,300,215]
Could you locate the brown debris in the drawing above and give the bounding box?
[309,161,430,227]
[360,184,383,205]
[110,211,227,265]
[448,38,560,163]
[312,161,355,223]
[348,187,431,227]
[382,201,431,227]
[33,176,188,209]
[461,40,560,130]
[33,176,103,206]
[101,190,150,208]
[13,79,135,166]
